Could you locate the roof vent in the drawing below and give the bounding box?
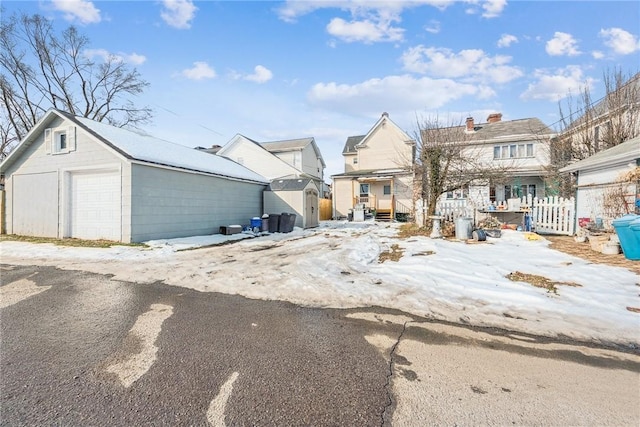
[382,112,389,118]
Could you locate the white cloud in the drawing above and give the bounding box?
[599,27,640,55]
[481,0,507,18]
[400,46,523,84]
[545,32,581,56]
[591,50,605,60]
[245,65,273,84]
[161,0,197,29]
[180,62,216,80]
[276,1,456,23]
[83,49,147,65]
[52,0,101,24]
[520,66,594,102]
[497,34,518,48]
[307,74,483,115]
[425,20,440,34]
[327,16,404,43]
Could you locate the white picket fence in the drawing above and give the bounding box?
[530,196,575,235]
[435,195,576,235]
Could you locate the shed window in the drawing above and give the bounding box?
[383,185,391,195]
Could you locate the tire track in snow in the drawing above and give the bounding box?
[105,303,173,387]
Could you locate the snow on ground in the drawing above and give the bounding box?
[1,221,639,347]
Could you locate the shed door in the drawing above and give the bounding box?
[68,171,121,241]
[305,188,319,228]
[12,172,59,237]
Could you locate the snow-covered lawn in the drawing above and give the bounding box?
[2,221,638,347]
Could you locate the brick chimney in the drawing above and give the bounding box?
[466,117,474,131]
[487,113,502,123]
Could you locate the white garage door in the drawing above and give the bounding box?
[69,171,121,241]
[12,173,59,237]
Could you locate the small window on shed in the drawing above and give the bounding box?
[53,130,68,154]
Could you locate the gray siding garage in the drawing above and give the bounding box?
[1,109,268,243]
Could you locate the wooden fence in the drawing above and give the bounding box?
[319,198,332,221]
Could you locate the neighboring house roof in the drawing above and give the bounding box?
[467,118,553,142]
[0,109,269,184]
[342,113,415,155]
[342,135,365,154]
[261,137,327,168]
[559,135,640,173]
[267,177,314,191]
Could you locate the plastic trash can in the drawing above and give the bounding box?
[250,217,262,232]
[261,214,269,232]
[287,214,297,232]
[625,217,640,260]
[278,213,290,232]
[612,214,640,260]
[268,214,280,233]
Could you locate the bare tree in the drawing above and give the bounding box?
[414,115,512,223]
[548,68,640,197]
[0,12,152,158]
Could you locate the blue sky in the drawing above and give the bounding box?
[3,0,640,178]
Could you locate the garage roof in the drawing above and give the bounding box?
[559,136,640,173]
[2,109,269,184]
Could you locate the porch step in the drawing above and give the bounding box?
[375,210,392,222]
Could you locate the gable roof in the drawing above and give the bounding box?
[341,113,414,155]
[0,109,269,184]
[559,135,640,173]
[261,137,326,168]
[468,118,553,142]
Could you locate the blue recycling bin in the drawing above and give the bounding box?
[250,217,262,231]
[612,214,640,260]
[627,218,640,260]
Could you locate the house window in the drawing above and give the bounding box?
[359,183,369,196]
[383,185,391,195]
[489,186,496,202]
[493,143,535,159]
[353,158,358,164]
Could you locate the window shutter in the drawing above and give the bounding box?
[68,126,76,151]
[44,128,52,154]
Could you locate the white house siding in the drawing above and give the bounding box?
[220,137,297,180]
[575,162,634,223]
[3,115,130,239]
[301,144,322,179]
[129,164,265,242]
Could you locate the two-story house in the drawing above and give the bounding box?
[451,114,555,206]
[217,134,326,228]
[331,113,415,221]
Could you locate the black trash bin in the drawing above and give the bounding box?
[287,213,297,232]
[278,213,290,232]
[268,214,280,233]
